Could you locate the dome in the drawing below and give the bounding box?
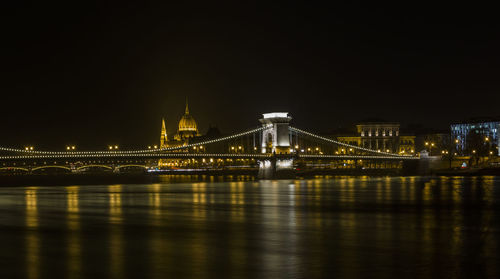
[177,98,198,136]
[178,114,198,132]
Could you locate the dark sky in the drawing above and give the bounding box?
[1,3,499,150]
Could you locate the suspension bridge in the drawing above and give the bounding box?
[0,112,419,178]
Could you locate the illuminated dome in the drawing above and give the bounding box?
[176,99,199,139]
[178,113,198,132]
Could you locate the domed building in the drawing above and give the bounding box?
[174,100,200,140]
[159,98,200,150]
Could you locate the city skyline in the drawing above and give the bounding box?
[1,3,499,148]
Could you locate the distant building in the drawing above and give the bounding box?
[450,118,500,155]
[160,99,201,150]
[335,122,415,155]
[158,99,202,168]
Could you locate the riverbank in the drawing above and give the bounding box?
[434,167,500,176]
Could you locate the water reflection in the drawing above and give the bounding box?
[66,186,81,279]
[25,188,39,279]
[108,185,123,279]
[148,184,162,224]
[3,176,499,278]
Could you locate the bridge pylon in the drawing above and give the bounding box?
[259,112,292,154]
[258,112,295,179]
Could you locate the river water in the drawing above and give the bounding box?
[0,176,499,278]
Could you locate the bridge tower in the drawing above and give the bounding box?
[258,112,294,179]
[259,112,292,154]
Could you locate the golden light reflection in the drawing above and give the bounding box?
[376,181,383,202]
[384,177,391,201]
[108,185,123,279]
[109,185,122,224]
[193,183,207,219]
[482,176,494,206]
[149,184,162,224]
[230,182,244,205]
[25,188,39,279]
[399,177,407,202]
[452,178,462,207]
[230,182,245,222]
[66,186,81,279]
[26,189,38,228]
[423,179,435,203]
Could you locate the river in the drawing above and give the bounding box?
[0,175,499,278]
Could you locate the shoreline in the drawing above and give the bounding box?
[1,168,500,187]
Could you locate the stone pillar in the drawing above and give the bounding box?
[258,112,294,179]
[259,112,292,154]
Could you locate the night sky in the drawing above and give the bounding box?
[1,3,499,150]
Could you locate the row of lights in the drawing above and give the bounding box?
[0,153,272,160]
[10,126,427,158]
[300,154,419,160]
[289,127,411,157]
[6,126,267,155]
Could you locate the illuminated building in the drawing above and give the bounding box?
[160,118,168,148]
[335,122,415,154]
[259,112,292,154]
[158,98,201,168]
[357,122,400,152]
[451,118,500,155]
[174,99,200,141]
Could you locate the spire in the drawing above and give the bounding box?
[160,118,168,148]
[184,97,189,115]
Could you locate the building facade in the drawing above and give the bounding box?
[451,119,500,155]
[336,122,415,155]
[357,122,400,152]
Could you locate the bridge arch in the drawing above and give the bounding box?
[0,167,30,172]
[115,164,148,170]
[76,165,113,171]
[31,166,72,172]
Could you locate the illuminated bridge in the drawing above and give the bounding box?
[0,113,419,178]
